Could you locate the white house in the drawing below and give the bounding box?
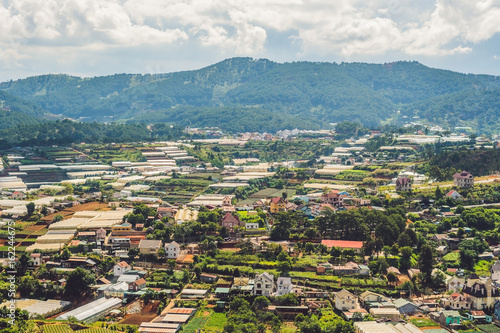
[491,261,500,281]
[30,253,42,266]
[447,276,465,293]
[334,289,359,311]
[245,222,259,229]
[254,272,274,296]
[275,277,293,296]
[113,261,131,276]
[165,241,181,259]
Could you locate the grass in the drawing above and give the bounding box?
[409,318,440,328]
[476,324,500,333]
[182,313,210,333]
[43,325,73,333]
[204,311,227,332]
[442,252,460,262]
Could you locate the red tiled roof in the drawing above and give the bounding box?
[134,278,147,286]
[321,240,363,249]
[116,261,130,268]
[271,197,285,204]
[471,311,485,316]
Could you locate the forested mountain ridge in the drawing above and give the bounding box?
[1,58,500,133]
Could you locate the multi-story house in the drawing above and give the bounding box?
[453,171,474,188]
[254,272,274,296]
[321,191,343,207]
[334,289,359,311]
[270,197,287,213]
[396,177,412,192]
[275,277,293,296]
[165,241,180,259]
[462,274,499,310]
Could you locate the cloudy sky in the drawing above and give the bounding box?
[1,0,500,81]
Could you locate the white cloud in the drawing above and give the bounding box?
[0,0,500,79]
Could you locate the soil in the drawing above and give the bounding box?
[42,202,111,222]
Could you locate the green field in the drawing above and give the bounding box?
[410,318,440,328]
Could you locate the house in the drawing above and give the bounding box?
[11,191,26,200]
[321,240,364,253]
[275,277,293,296]
[129,278,147,291]
[221,213,244,232]
[270,197,287,214]
[430,310,461,326]
[467,310,492,323]
[321,191,344,207]
[138,239,163,256]
[491,261,500,281]
[200,273,218,283]
[462,275,500,310]
[446,190,463,200]
[440,292,471,310]
[113,261,131,276]
[29,253,42,267]
[453,171,474,188]
[359,291,390,305]
[334,289,359,311]
[393,299,420,315]
[112,222,132,232]
[96,228,106,243]
[254,272,274,296]
[447,276,466,293]
[165,241,180,259]
[180,288,208,299]
[494,300,500,320]
[396,177,412,192]
[369,307,401,320]
[333,262,360,275]
[215,287,230,299]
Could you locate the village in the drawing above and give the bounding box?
[2,127,500,333]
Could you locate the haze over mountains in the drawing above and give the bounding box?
[1,57,500,133]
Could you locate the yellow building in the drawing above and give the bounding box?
[112,222,132,232]
[270,197,286,214]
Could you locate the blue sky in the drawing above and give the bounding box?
[0,0,499,81]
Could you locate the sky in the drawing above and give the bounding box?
[1,0,500,82]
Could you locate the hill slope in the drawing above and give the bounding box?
[1,58,500,133]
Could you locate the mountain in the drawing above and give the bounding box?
[0,91,45,129]
[1,58,500,133]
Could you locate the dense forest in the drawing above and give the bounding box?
[1,58,500,133]
[425,147,500,178]
[0,120,184,149]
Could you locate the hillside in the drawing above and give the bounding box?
[1,58,500,133]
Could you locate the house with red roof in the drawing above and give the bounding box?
[446,190,462,200]
[270,197,287,213]
[321,240,364,253]
[321,191,343,207]
[113,261,131,276]
[221,213,244,232]
[129,278,147,291]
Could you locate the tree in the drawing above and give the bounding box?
[419,244,434,283]
[435,186,443,200]
[52,214,63,222]
[64,267,95,299]
[26,202,35,216]
[128,247,139,260]
[277,261,291,276]
[252,296,270,312]
[387,272,398,286]
[60,247,71,260]
[18,252,31,276]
